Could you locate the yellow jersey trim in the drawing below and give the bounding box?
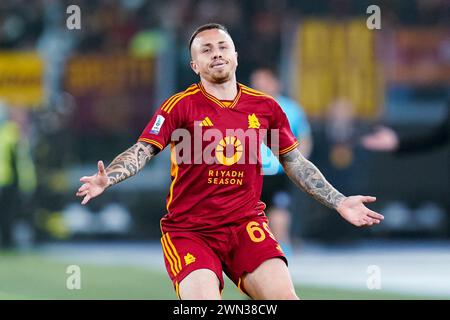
[166,143,179,211]
[138,138,164,150]
[279,141,300,155]
[161,235,179,276]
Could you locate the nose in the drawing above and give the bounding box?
[212,48,222,59]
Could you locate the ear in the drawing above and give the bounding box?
[190,60,199,75]
[235,51,238,66]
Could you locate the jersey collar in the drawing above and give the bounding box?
[198,82,242,109]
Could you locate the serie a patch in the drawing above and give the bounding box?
[150,115,165,134]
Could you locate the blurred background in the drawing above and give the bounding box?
[0,0,449,299]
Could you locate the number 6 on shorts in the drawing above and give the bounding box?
[246,221,276,243]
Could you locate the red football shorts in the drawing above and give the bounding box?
[160,214,287,298]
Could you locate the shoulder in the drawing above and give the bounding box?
[160,84,201,114]
[239,83,277,103]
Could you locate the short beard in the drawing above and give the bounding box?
[210,71,231,84]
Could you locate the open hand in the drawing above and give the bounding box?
[336,196,384,227]
[76,161,109,205]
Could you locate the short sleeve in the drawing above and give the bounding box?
[138,96,186,151]
[266,100,299,155]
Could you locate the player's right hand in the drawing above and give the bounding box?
[76,160,109,205]
[360,126,399,152]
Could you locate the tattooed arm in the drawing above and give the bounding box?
[280,148,345,209]
[76,142,159,205]
[105,142,158,186]
[280,147,384,227]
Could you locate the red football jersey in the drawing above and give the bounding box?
[138,82,299,232]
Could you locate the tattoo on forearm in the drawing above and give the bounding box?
[106,142,158,187]
[280,148,346,209]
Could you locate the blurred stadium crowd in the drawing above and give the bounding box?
[0,0,448,248]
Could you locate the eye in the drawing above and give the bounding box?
[202,48,210,53]
[220,46,227,50]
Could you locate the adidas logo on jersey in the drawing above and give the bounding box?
[199,117,214,127]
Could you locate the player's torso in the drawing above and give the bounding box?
[174,85,273,176]
[165,85,272,223]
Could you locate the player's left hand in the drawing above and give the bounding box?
[336,196,384,227]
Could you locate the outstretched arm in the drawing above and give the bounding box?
[279,147,384,227]
[76,142,159,205]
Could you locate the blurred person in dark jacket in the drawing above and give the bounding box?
[361,107,449,154]
[361,102,449,234]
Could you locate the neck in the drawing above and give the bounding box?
[200,76,238,100]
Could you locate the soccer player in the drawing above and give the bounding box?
[76,23,384,300]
